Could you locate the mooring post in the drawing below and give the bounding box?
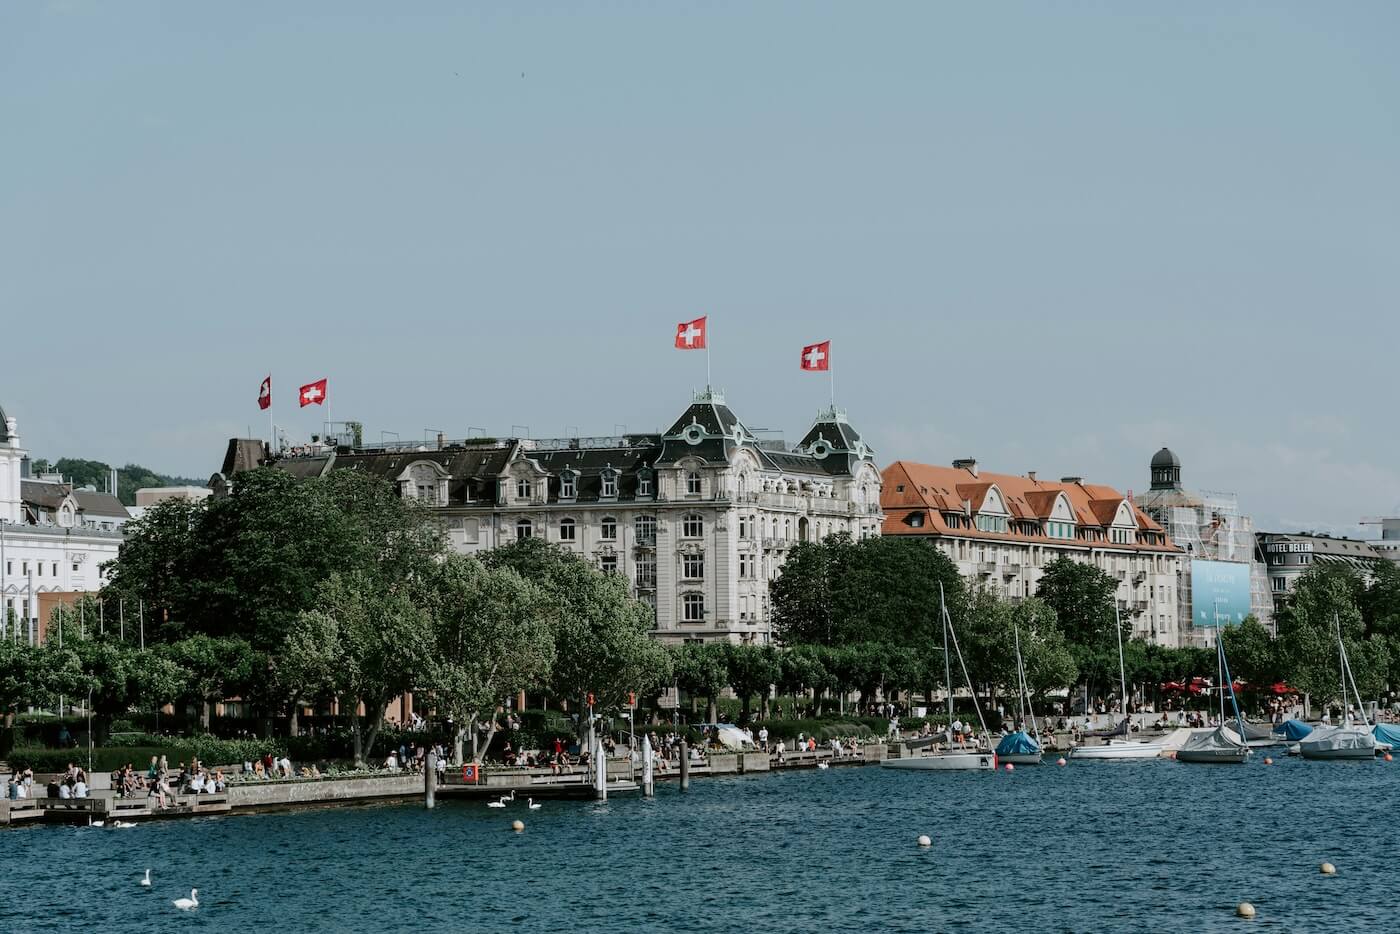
[678,740,690,792]
[641,734,655,797]
[595,735,607,801]
[424,751,437,810]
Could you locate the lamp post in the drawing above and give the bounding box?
[86,685,94,777]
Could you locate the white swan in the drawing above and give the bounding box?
[817,763,829,770]
[486,796,509,808]
[527,798,541,810]
[113,820,137,828]
[140,869,151,887]
[172,889,199,911]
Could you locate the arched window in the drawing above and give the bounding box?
[600,516,618,540]
[682,592,705,622]
[515,518,533,541]
[559,518,576,542]
[686,471,702,495]
[682,514,703,538]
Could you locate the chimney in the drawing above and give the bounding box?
[20,456,31,479]
[110,467,119,497]
[952,458,978,477]
[436,432,445,450]
[1027,471,1037,482]
[1060,476,1083,484]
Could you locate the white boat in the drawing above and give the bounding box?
[1177,631,1251,765]
[1069,607,1167,762]
[883,750,996,771]
[1299,613,1380,762]
[1070,738,1167,760]
[881,585,996,773]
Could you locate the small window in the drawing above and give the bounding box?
[600,517,617,540]
[72,563,79,572]
[52,562,58,576]
[599,555,618,575]
[601,471,617,498]
[682,593,705,622]
[637,472,653,497]
[683,553,704,580]
[635,516,656,545]
[561,473,577,499]
[682,514,703,538]
[686,471,702,495]
[559,518,576,542]
[516,518,533,540]
[516,479,532,499]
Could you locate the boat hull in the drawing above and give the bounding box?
[997,752,1043,766]
[881,751,996,771]
[1068,742,1165,760]
[1176,748,1250,764]
[1299,746,1376,761]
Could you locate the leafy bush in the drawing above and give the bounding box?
[750,719,877,743]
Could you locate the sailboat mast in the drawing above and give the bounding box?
[940,583,953,726]
[1114,605,1128,717]
[1014,625,1026,725]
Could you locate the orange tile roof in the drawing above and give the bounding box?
[881,461,1180,553]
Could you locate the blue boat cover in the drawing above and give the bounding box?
[1373,723,1400,747]
[1275,719,1313,741]
[995,731,1040,756]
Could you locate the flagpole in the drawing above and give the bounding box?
[269,372,275,454]
[706,321,712,389]
[830,360,835,409]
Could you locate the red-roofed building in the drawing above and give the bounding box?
[882,458,1186,646]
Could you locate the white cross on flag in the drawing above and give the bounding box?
[674,316,707,349]
[299,378,328,407]
[800,340,830,371]
[257,375,272,411]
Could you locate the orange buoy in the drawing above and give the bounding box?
[1263,757,1273,765]
[1005,763,1015,772]
[1056,757,1067,767]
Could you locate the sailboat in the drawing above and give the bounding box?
[1177,629,1250,764]
[1069,606,1167,761]
[1299,614,1378,761]
[995,623,1044,766]
[883,585,996,772]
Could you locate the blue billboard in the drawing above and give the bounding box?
[1191,559,1252,627]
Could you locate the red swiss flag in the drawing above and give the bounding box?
[299,378,328,407]
[675,316,707,349]
[257,375,272,411]
[800,340,830,371]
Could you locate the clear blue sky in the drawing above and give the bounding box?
[2,2,1397,533]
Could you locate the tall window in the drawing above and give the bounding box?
[601,471,617,498]
[515,519,533,540]
[686,471,702,495]
[682,553,704,580]
[600,517,618,540]
[682,514,703,538]
[516,479,532,499]
[637,472,653,496]
[635,555,656,588]
[739,553,754,579]
[682,593,705,622]
[561,473,576,498]
[635,515,656,545]
[559,518,576,541]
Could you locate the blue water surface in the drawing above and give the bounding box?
[3,754,1395,932]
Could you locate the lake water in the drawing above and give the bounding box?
[4,754,1395,932]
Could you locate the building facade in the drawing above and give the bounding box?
[1258,531,1386,613]
[217,390,883,645]
[0,403,128,642]
[1133,447,1274,644]
[1361,517,1400,566]
[880,459,1185,645]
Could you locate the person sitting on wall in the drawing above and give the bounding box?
[49,776,64,799]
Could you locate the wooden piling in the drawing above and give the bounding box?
[425,751,437,809]
[679,740,690,791]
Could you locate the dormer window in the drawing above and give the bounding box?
[686,471,702,496]
[560,471,577,499]
[637,470,653,497]
[516,479,532,499]
[601,469,618,498]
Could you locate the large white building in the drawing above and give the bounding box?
[881,459,1186,645]
[217,390,883,645]
[0,403,129,642]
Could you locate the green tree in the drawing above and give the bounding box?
[1036,557,1122,704]
[483,539,671,736]
[286,571,435,767]
[1219,616,1280,689]
[426,555,555,762]
[157,635,262,731]
[670,642,729,723]
[47,631,189,743]
[725,644,780,723]
[0,640,55,725]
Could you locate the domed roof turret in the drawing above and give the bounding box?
[1151,446,1180,470]
[1149,446,1182,491]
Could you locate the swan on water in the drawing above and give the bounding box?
[140,869,151,887]
[817,763,829,770]
[172,889,199,911]
[486,796,509,808]
[113,821,137,828]
[527,798,541,810]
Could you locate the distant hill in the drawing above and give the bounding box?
[29,457,207,507]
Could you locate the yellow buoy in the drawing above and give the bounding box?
[1236,902,1256,919]
[917,835,931,847]
[511,820,525,833]
[1320,862,1336,875]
